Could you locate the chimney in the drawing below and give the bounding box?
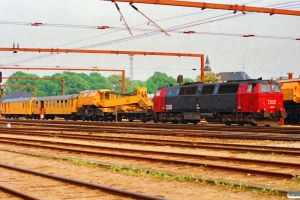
[288,72,293,79]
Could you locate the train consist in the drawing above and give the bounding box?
[153,78,286,126]
[1,87,153,122]
[1,78,288,126]
[277,74,300,124]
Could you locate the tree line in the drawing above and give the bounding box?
[3,71,220,97]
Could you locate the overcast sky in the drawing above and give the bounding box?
[0,0,299,81]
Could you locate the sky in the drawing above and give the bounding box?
[0,0,299,82]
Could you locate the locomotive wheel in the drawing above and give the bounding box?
[141,118,147,123]
[238,123,244,126]
[225,122,231,126]
[117,116,122,122]
[153,116,158,123]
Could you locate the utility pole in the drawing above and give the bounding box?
[129,54,134,91]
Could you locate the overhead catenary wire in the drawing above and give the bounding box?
[114,1,133,35]
[1,2,299,66]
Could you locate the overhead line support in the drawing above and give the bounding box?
[111,0,300,16]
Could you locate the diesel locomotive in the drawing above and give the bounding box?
[153,78,286,126]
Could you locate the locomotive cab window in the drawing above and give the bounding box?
[272,84,281,92]
[247,84,257,92]
[260,83,271,92]
[105,93,109,99]
[168,88,180,96]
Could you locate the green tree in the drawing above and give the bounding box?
[87,72,108,90]
[5,71,40,96]
[62,72,89,94]
[145,72,177,93]
[183,77,194,84]
[195,72,220,83]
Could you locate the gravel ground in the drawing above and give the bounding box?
[0,131,297,199]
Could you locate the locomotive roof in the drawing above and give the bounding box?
[180,79,277,86]
[32,94,79,101]
[2,97,32,103]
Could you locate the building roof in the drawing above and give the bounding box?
[204,55,212,72]
[2,91,33,101]
[216,71,251,82]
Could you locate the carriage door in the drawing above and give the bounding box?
[40,101,45,118]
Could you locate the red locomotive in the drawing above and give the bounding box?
[153,78,286,126]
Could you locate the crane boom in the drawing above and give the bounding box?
[111,0,300,16]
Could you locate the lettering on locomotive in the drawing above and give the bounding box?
[268,100,276,104]
[166,105,172,110]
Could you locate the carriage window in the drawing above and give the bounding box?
[261,83,271,92]
[201,85,215,94]
[272,84,281,92]
[65,100,67,107]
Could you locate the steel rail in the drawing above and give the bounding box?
[1,129,300,156]
[0,163,168,200]
[2,119,300,134]
[0,184,41,200]
[0,137,298,179]
[1,121,300,141]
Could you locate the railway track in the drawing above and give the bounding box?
[3,118,300,134]
[1,129,300,156]
[1,119,300,141]
[0,162,167,200]
[0,136,299,180]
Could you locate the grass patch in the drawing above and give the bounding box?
[67,157,98,168]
